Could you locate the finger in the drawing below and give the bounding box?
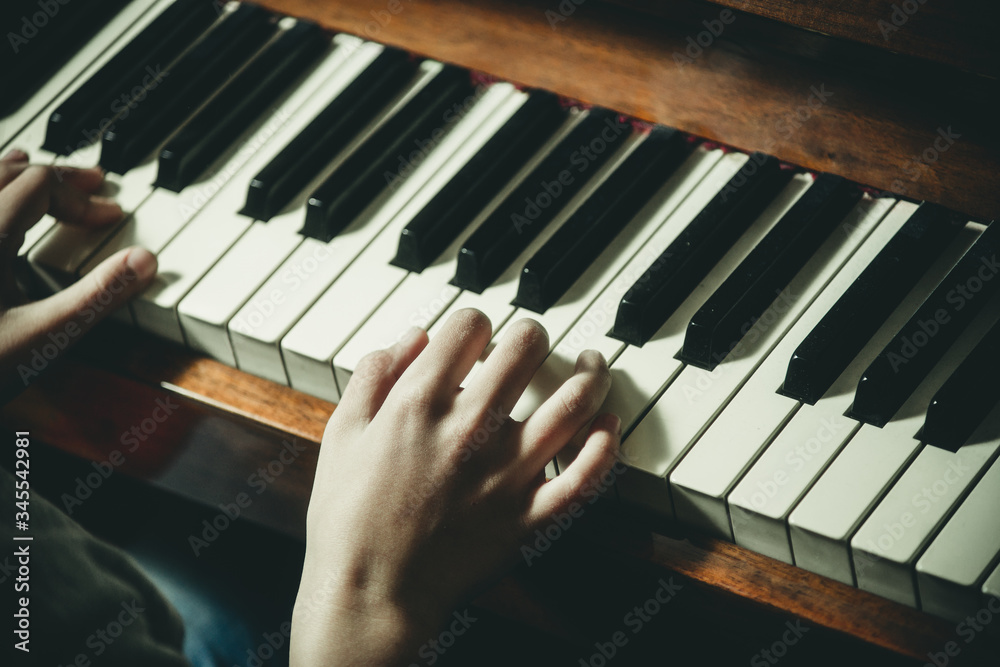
[2,149,29,162]
[461,318,548,416]
[400,308,492,397]
[0,166,122,239]
[54,165,108,193]
[333,326,429,428]
[518,350,612,471]
[0,160,28,190]
[25,247,156,335]
[48,170,122,226]
[524,412,621,525]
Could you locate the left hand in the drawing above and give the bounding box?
[0,149,157,401]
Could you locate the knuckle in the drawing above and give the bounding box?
[393,381,437,414]
[559,378,596,417]
[354,349,394,384]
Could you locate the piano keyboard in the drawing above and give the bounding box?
[4,0,999,626]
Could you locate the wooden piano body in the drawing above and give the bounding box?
[3,0,998,662]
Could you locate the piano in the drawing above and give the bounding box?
[2,0,999,662]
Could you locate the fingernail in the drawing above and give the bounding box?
[126,248,157,282]
[611,414,622,436]
[2,149,28,162]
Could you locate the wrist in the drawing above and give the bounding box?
[290,557,445,666]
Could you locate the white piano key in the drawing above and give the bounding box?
[917,454,1000,621]
[281,84,522,399]
[507,147,726,425]
[130,35,376,342]
[226,59,450,383]
[790,259,996,586]
[0,0,164,153]
[176,41,399,363]
[618,181,889,516]
[24,0,219,281]
[428,121,644,394]
[230,72,497,387]
[343,130,646,402]
[424,108,591,342]
[448,147,741,399]
[9,0,176,260]
[670,197,900,538]
[28,129,161,291]
[607,173,811,436]
[728,210,981,563]
[983,563,1000,604]
[851,405,1000,608]
[497,144,717,418]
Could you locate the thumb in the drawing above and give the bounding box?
[0,247,155,401]
[37,246,157,334]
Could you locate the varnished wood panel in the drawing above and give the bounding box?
[612,0,997,78]
[253,0,999,220]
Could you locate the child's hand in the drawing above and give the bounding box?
[0,149,156,401]
[292,309,620,666]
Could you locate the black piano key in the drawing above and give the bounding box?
[850,219,1000,427]
[241,48,416,221]
[452,108,631,293]
[42,0,218,155]
[679,174,862,370]
[100,4,276,175]
[301,67,473,243]
[0,0,130,117]
[921,317,1000,452]
[609,153,793,346]
[512,126,691,314]
[154,21,328,192]
[390,92,568,272]
[782,202,965,405]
